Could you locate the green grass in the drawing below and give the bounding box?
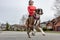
[45,31,60,34]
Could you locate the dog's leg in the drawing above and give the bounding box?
[37,20,46,36]
[39,27,46,36]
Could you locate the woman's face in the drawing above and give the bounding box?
[29,1,34,5]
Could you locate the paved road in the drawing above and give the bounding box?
[0,31,60,40]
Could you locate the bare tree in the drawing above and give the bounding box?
[53,0,60,17]
[20,14,28,25]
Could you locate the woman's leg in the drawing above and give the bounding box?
[26,17,31,38]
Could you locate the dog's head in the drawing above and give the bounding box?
[35,8,43,15]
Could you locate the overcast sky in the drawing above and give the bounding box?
[0,0,55,24]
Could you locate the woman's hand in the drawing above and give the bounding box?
[33,11,35,13]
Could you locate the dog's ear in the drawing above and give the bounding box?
[38,8,40,12]
[40,9,43,15]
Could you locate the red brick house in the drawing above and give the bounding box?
[54,16,60,31]
[46,16,60,31]
[54,21,60,31]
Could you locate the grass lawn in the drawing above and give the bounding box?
[45,31,60,34]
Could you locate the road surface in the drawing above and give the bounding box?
[0,31,60,40]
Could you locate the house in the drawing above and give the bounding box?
[46,21,53,30]
[1,24,6,30]
[40,22,46,28]
[54,20,60,31]
[10,24,26,31]
[46,16,60,31]
[54,16,60,31]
